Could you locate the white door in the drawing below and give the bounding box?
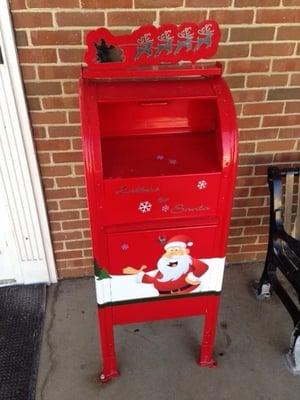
[0,2,57,286]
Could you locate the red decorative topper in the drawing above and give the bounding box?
[85,21,220,69]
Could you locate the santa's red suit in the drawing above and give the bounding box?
[136,258,208,295]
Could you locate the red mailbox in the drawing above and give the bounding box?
[80,21,238,382]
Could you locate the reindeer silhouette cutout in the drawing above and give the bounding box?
[135,33,154,60]
[174,27,193,55]
[194,24,214,51]
[155,30,174,56]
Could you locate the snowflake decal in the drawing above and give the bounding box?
[138,201,152,213]
[156,154,164,160]
[169,159,177,165]
[161,204,170,213]
[197,180,207,190]
[121,243,129,251]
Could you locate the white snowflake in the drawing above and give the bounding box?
[161,204,170,212]
[121,243,129,251]
[197,180,207,190]
[156,154,164,160]
[138,201,152,213]
[168,159,177,165]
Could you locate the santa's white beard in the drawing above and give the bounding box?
[157,254,191,282]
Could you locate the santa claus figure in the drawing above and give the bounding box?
[123,235,208,295]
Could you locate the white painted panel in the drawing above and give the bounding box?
[0,1,57,284]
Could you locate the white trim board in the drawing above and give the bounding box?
[0,1,57,284]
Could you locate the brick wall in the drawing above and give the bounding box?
[9,0,300,278]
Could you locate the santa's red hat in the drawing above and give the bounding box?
[164,235,193,250]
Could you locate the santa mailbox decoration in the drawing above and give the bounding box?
[80,21,238,382]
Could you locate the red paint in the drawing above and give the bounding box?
[80,22,238,382]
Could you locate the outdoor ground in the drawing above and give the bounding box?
[36,263,300,400]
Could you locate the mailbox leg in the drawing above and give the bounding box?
[198,295,220,368]
[97,307,119,382]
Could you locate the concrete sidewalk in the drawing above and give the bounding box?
[36,263,300,400]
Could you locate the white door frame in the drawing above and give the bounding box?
[0,1,57,284]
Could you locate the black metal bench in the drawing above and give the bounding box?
[254,166,300,373]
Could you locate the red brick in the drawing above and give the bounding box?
[256,9,300,23]
[279,128,300,139]
[244,226,268,235]
[235,0,279,5]
[232,208,247,218]
[40,166,71,178]
[72,139,82,150]
[229,236,257,245]
[231,218,262,227]
[229,228,243,237]
[55,250,83,260]
[239,154,273,165]
[27,99,42,114]
[60,199,87,209]
[65,240,91,250]
[216,44,249,59]
[209,9,254,24]
[81,0,132,7]
[262,115,300,127]
[56,11,104,27]
[68,111,80,123]
[238,117,261,129]
[237,166,254,176]
[56,176,85,187]
[283,0,300,4]
[45,188,77,199]
[36,140,71,152]
[42,178,55,188]
[243,102,284,116]
[62,219,90,230]
[10,0,27,9]
[274,153,300,163]
[58,49,85,63]
[277,26,300,40]
[52,152,83,164]
[247,74,288,88]
[32,126,47,139]
[108,11,156,26]
[20,65,36,80]
[186,0,231,5]
[224,76,245,89]
[230,27,275,42]
[257,140,296,152]
[18,48,57,64]
[15,30,28,46]
[234,198,265,207]
[285,101,300,113]
[160,10,207,25]
[247,207,269,216]
[52,231,82,241]
[227,60,270,74]
[251,43,295,57]
[251,187,268,196]
[42,96,79,110]
[27,0,79,6]
[49,210,80,221]
[30,111,67,125]
[25,82,62,96]
[31,30,82,46]
[232,90,266,103]
[268,88,300,100]
[37,153,51,165]
[12,12,53,28]
[38,66,80,80]
[63,81,78,94]
[239,128,278,141]
[239,143,255,153]
[136,0,182,7]
[273,58,300,72]
[48,125,81,138]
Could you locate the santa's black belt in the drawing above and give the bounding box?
[158,284,194,295]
